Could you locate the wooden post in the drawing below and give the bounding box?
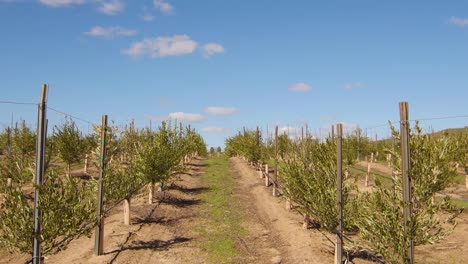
[285,198,291,210]
[335,123,343,264]
[6,178,12,186]
[366,160,371,187]
[123,198,131,225]
[84,154,89,174]
[302,214,310,229]
[259,164,264,178]
[32,84,48,264]
[273,125,278,197]
[399,102,414,264]
[265,164,269,187]
[95,115,108,256]
[158,182,163,192]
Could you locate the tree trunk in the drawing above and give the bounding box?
[148,182,155,204]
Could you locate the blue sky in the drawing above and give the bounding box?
[0,0,467,148]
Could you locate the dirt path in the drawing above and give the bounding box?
[229,157,334,264]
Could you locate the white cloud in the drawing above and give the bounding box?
[202,127,233,134]
[448,16,468,26]
[205,106,238,115]
[39,0,85,6]
[154,0,173,15]
[203,43,225,58]
[288,82,313,92]
[85,26,136,38]
[122,35,198,58]
[168,112,206,123]
[142,14,154,21]
[343,82,363,90]
[98,0,124,15]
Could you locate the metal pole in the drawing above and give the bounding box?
[357,126,360,161]
[32,84,48,264]
[336,123,343,264]
[273,125,278,196]
[399,102,413,264]
[95,115,108,256]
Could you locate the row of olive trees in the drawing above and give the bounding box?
[225,123,463,263]
[0,118,207,256]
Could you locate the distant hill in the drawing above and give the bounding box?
[435,127,468,136]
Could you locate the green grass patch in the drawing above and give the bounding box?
[453,173,466,185]
[449,198,468,209]
[349,166,393,187]
[198,156,248,263]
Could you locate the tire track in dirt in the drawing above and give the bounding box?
[229,157,333,264]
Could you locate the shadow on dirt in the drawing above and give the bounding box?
[169,183,210,194]
[107,237,192,263]
[161,195,201,208]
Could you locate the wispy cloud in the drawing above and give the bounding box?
[343,82,363,90]
[288,82,313,92]
[203,43,225,58]
[122,35,198,58]
[98,0,124,15]
[85,26,136,38]
[39,0,85,7]
[202,127,233,134]
[142,14,154,21]
[168,112,206,123]
[448,16,468,26]
[205,106,238,115]
[154,0,173,15]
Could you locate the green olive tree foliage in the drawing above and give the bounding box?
[12,121,36,163]
[280,137,357,231]
[225,129,265,163]
[209,147,215,156]
[0,170,96,254]
[103,123,146,203]
[0,125,36,184]
[182,126,208,158]
[355,122,459,263]
[134,121,185,186]
[54,118,87,176]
